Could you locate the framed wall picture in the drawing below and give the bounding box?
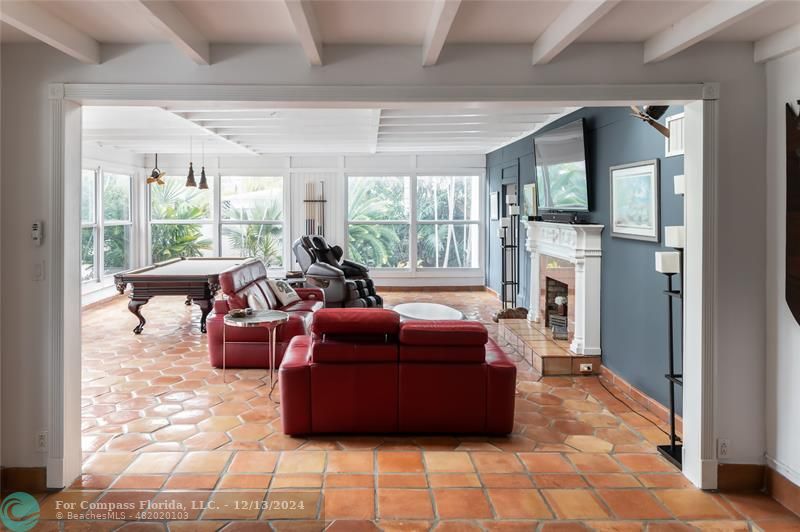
[490,191,499,220]
[522,183,537,218]
[610,159,660,242]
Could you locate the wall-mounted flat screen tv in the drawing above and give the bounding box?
[535,119,590,212]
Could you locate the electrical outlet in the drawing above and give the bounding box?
[718,438,730,458]
[36,431,48,452]
[579,363,593,374]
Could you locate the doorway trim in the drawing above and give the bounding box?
[48,81,719,489]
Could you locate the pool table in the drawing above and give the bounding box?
[114,257,248,334]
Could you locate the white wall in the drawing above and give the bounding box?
[765,50,800,486]
[1,42,767,470]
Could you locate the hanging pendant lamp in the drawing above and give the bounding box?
[198,139,209,190]
[147,153,165,185]
[185,137,197,187]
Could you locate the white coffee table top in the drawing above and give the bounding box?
[393,302,464,321]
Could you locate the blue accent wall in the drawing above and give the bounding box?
[486,106,684,411]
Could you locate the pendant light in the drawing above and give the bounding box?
[147,153,165,185]
[185,137,197,188]
[198,139,209,190]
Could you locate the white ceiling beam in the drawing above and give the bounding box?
[0,1,99,64]
[132,1,210,65]
[283,0,323,66]
[531,0,620,65]
[171,112,259,155]
[644,0,768,63]
[422,0,462,66]
[754,22,800,63]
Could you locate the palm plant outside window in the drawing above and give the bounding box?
[148,175,284,267]
[347,175,480,270]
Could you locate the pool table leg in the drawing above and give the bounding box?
[128,298,149,334]
[197,298,213,334]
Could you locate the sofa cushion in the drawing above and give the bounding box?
[268,279,301,306]
[399,345,486,363]
[399,320,488,346]
[311,308,400,336]
[255,279,278,308]
[312,338,397,363]
[219,259,267,309]
[281,299,324,313]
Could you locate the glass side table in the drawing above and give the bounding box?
[223,309,289,402]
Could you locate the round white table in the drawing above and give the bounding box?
[393,302,464,321]
[223,309,289,402]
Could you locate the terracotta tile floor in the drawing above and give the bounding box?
[45,290,800,529]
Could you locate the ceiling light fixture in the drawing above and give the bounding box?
[185,137,197,188]
[198,139,208,190]
[147,153,165,186]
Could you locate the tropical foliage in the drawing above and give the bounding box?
[416,176,479,268]
[150,178,212,262]
[221,176,283,265]
[347,176,410,268]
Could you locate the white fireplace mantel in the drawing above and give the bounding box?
[526,221,604,356]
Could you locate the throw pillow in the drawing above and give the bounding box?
[246,288,269,310]
[267,279,301,307]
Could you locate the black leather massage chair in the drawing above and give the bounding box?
[292,236,383,308]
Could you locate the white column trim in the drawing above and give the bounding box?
[47,84,82,488]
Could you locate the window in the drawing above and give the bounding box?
[102,173,133,275]
[149,176,213,263]
[82,168,134,286]
[346,174,481,271]
[347,176,411,268]
[148,175,285,267]
[416,176,480,268]
[221,176,283,267]
[81,169,97,282]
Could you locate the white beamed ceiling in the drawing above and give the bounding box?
[3,0,799,64]
[83,105,576,156]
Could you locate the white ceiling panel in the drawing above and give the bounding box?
[38,1,166,43]
[313,0,434,44]
[708,0,800,41]
[578,0,710,42]
[83,104,574,155]
[448,0,566,43]
[172,0,298,43]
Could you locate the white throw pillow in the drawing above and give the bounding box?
[246,288,270,310]
[267,279,301,307]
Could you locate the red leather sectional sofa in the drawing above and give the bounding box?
[207,260,325,368]
[280,308,517,435]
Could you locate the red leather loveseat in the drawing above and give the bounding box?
[280,308,516,435]
[207,259,325,368]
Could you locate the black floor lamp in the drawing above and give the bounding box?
[655,224,685,468]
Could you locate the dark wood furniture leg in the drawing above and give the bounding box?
[196,298,214,334]
[128,298,149,334]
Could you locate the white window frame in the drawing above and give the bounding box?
[416,175,482,270]
[345,173,484,276]
[219,174,286,269]
[81,165,136,293]
[146,173,289,270]
[665,112,685,157]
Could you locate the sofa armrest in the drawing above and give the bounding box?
[213,299,230,315]
[485,339,517,434]
[295,287,325,303]
[279,336,312,435]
